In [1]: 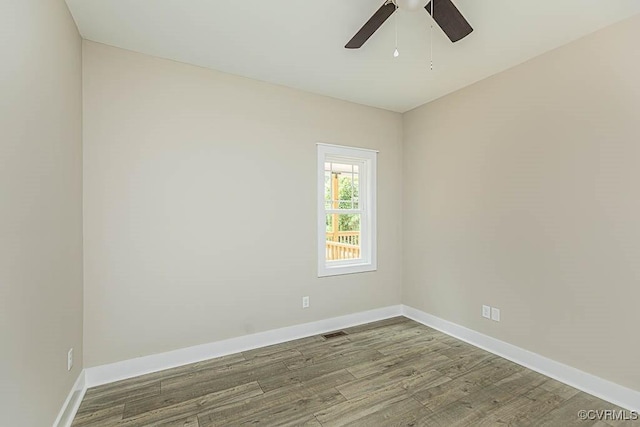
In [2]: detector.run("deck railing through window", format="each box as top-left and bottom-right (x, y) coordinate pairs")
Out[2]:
(326, 231), (360, 260)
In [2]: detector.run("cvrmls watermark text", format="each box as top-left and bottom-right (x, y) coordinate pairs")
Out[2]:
(578, 409), (638, 421)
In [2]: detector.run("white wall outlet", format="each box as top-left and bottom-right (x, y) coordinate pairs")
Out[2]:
(482, 305), (491, 319)
(302, 296), (310, 308)
(491, 307), (501, 322)
(67, 348), (73, 371)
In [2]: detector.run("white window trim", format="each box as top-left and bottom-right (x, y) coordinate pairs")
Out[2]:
(317, 143), (377, 278)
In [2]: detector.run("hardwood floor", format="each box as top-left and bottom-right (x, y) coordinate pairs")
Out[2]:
(72, 317), (638, 426)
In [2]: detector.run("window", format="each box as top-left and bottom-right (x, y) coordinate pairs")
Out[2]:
(317, 143), (377, 277)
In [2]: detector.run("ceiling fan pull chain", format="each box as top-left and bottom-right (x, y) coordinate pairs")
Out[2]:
(394, 1), (400, 57)
(430, 0), (434, 70)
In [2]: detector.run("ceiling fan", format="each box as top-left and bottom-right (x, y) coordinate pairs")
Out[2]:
(345, 0), (473, 49)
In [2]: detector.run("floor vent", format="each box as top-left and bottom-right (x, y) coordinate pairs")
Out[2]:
(321, 331), (348, 339)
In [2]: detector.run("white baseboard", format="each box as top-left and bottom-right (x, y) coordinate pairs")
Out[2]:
(81, 303), (639, 414)
(53, 370), (87, 427)
(84, 305), (403, 388)
(402, 304), (640, 413)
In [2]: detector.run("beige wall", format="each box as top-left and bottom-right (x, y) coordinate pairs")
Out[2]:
(82, 41), (403, 367)
(0, 0), (83, 425)
(0, 1), (636, 421)
(403, 14), (640, 391)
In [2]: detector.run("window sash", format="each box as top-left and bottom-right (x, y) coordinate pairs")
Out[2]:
(325, 158), (364, 214)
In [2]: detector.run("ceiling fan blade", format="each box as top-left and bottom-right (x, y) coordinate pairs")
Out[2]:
(425, 0), (473, 43)
(345, 1), (396, 49)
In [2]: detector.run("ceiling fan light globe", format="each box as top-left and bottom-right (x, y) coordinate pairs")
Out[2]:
(395, 0), (428, 11)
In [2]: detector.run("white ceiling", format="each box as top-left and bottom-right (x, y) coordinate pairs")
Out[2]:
(65, 0), (640, 112)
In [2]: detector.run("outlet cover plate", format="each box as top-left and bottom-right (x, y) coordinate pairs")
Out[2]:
(482, 305), (491, 319)
(491, 307), (501, 322)
(67, 348), (73, 371)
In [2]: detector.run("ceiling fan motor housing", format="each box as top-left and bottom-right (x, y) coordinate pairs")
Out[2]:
(395, 0), (429, 11)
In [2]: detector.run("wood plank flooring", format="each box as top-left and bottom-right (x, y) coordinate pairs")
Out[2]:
(72, 317), (638, 426)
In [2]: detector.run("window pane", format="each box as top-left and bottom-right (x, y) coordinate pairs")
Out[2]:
(338, 171), (353, 209)
(331, 162), (352, 174)
(325, 214), (361, 261)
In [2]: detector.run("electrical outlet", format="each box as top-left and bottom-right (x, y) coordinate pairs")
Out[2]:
(302, 296), (310, 308)
(491, 307), (501, 322)
(67, 348), (73, 371)
(482, 305), (491, 319)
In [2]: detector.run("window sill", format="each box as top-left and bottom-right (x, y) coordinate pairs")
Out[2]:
(318, 263), (377, 278)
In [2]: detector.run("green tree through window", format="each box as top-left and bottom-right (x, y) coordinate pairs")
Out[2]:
(326, 174), (360, 236)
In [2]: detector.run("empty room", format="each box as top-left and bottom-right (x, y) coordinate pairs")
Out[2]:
(3, 0), (640, 426)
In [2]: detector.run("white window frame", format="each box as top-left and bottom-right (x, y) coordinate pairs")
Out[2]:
(317, 143), (377, 277)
